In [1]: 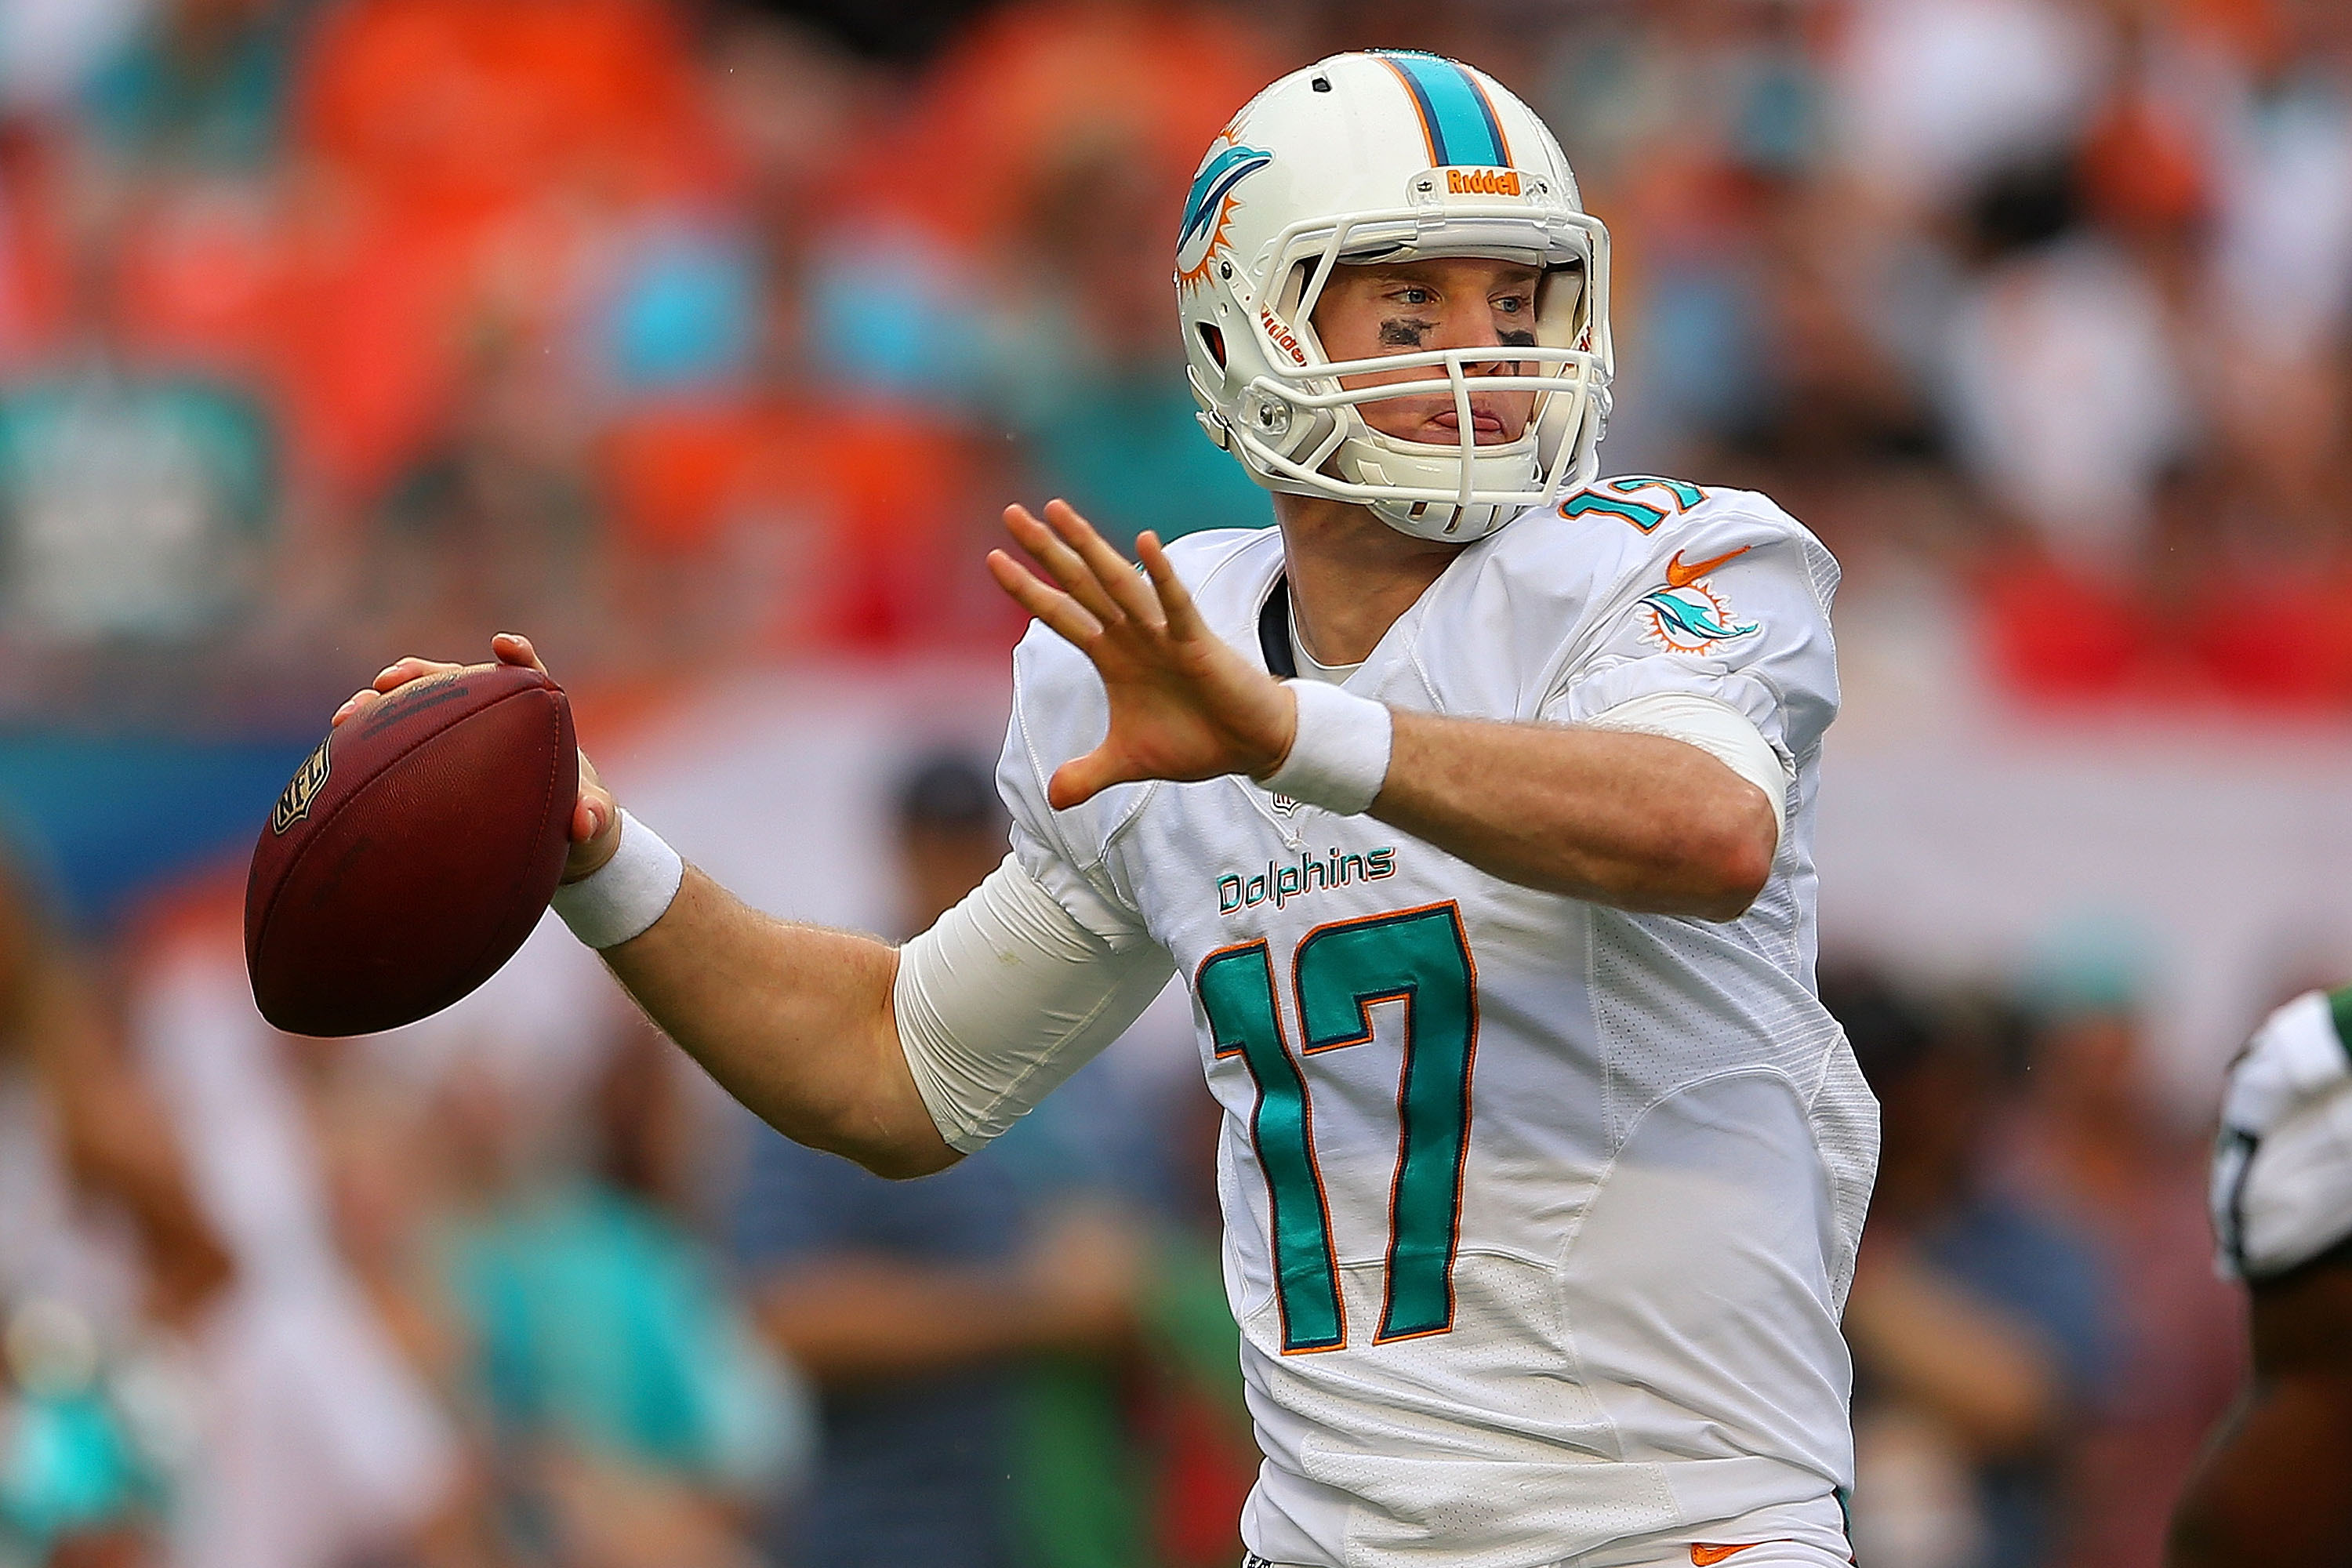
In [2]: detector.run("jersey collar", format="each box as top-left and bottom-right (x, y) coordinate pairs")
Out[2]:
(1258, 575), (1298, 679)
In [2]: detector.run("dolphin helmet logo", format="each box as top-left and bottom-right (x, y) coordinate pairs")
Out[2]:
(1177, 141), (1272, 289)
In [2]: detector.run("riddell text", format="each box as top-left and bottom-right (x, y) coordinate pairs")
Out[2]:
(1260, 308), (1308, 365)
(1446, 168), (1522, 196)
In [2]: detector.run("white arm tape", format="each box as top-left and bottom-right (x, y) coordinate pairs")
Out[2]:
(550, 811), (684, 949)
(895, 854), (1174, 1154)
(1256, 679), (1393, 815)
(1584, 689), (1791, 845)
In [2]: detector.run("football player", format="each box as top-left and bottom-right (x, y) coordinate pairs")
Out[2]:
(343, 53), (1873, 1568)
(2170, 988), (2352, 1566)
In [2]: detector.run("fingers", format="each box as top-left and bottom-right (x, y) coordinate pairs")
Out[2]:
(988, 547), (1105, 647)
(371, 656), (462, 694)
(336, 633), (552, 731)
(490, 632), (550, 675)
(561, 793), (623, 882)
(996, 504), (1214, 679)
(1004, 506), (1127, 630)
(571, 779), (616, 844)
(1047, 749), (1135, 811)
(561, 750), (624, 880)
(1041, 500), (1164, 630)
(371, 630), (546, 695)
(1135, 532), (1207, 641)
(335, 653), (461, 728)
(572, 749), (615, 843)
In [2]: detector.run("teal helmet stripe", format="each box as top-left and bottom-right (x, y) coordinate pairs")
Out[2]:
(1374, 51), (1510, 168)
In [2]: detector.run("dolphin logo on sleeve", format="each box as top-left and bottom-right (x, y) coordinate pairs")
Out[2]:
(1639, 547), (1761, 653)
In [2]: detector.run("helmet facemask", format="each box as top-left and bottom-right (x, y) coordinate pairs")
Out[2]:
(1215, 203), (1613, 542)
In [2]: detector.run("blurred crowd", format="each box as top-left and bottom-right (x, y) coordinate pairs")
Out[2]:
(0, 0), (2342, 1564)
(0, 0), (2339, 725)
(1831, 966), (2245, 1568)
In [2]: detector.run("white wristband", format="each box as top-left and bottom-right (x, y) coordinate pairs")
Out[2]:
(1257, 680), (1393, 815)
(550, 811), (684, 949)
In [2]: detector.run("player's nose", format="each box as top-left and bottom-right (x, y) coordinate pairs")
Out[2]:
(1440, 301), (1506, 351)
(1431, 305), (1523, 373)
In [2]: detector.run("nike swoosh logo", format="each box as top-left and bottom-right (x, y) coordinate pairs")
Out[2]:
(1664, 546), (1751, 590)
(1690, 1545), (1762, 1567)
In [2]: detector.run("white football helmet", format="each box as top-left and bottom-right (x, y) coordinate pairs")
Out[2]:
(1178, 51), (1613, 542)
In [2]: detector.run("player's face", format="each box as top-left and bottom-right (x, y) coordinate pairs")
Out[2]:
(1309, 257), (1541, 447)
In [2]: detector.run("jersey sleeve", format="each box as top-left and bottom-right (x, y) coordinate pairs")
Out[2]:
(996, 620), (1159, 948)
(1541, 501), (1842, 772)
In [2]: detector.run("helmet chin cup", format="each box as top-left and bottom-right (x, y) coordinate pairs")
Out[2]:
(1341, 413), (1547, 542)
(1372, 495), (1512, 539)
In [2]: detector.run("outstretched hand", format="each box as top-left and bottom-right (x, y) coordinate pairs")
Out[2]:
(328, 632), (622, 883)
(988, 501), (1297, 810)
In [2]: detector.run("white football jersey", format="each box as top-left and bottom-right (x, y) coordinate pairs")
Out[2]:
(2212, 987), (2352, 1281)
(996, 478), (1876, 1568)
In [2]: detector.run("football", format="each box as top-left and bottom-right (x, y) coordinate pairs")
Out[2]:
(245, 662), (578, 1036)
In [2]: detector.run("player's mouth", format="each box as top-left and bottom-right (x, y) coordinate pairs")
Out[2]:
(1426, 404), (1519, 445)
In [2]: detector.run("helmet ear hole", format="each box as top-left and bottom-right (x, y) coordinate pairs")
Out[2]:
(1196, 322), (1228, 371)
